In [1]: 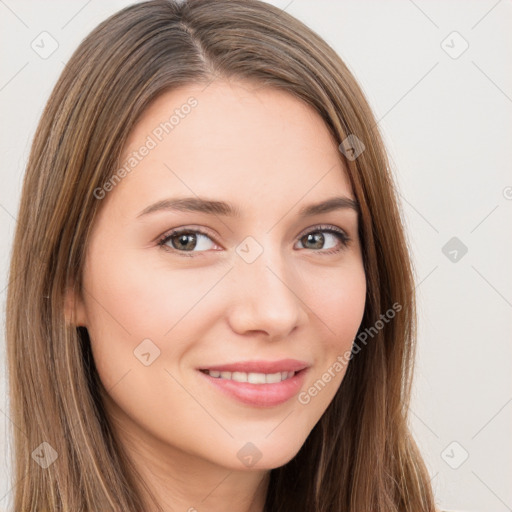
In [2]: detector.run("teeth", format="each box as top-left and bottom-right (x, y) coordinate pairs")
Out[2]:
(265, 372), (282, 384)
(232, 371), (247, 382)
(204, 370), (296, 383)
(248, 372), (266, 384)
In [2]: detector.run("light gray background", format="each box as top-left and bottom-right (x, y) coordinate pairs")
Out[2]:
(1, 1), (511, 511)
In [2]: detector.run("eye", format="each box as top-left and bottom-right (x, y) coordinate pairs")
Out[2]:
(157, 228), (218, 257)
(295, 225), (350, 255)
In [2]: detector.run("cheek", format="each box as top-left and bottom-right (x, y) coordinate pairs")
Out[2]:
(308, 259), (366, 347)
(83, 247), (220, 338)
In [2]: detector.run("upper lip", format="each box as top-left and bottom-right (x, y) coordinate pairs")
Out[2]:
(198, 359), (310, 374)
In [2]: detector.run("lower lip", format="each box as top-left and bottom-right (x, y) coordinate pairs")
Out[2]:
(198, 369), (308, 407)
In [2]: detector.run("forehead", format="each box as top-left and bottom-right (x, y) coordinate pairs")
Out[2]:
(110, 79), (353, 215)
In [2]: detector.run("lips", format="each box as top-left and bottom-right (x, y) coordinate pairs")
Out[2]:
(197, 359), (311, 407)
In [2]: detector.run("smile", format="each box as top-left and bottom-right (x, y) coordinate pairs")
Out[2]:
(197, 360), (310, 407)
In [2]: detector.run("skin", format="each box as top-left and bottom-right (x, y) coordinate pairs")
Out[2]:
(68, 79), (367, 512)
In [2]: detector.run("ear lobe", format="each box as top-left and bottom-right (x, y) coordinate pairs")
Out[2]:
(64, 284), (88, 327)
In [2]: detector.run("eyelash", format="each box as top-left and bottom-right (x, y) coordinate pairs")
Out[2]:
(156, 224), (351, 258)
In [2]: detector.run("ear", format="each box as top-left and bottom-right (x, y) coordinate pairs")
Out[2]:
(64, 283), (88, 327)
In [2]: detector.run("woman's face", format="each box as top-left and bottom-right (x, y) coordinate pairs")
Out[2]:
(72, 80), (366, 471)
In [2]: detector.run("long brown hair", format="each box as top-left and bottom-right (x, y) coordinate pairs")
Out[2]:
(5, 0), (436, 510)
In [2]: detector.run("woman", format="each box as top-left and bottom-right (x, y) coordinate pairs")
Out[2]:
(5, 0), (438, 510)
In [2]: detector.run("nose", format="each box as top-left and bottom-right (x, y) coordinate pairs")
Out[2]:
(225, 244), (309, 339)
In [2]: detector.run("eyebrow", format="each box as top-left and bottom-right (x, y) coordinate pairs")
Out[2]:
(136, 195), (359, 218)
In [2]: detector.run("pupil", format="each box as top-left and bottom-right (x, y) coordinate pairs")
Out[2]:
(306, 232), (324, 249)
(175, 233), (196, 250)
